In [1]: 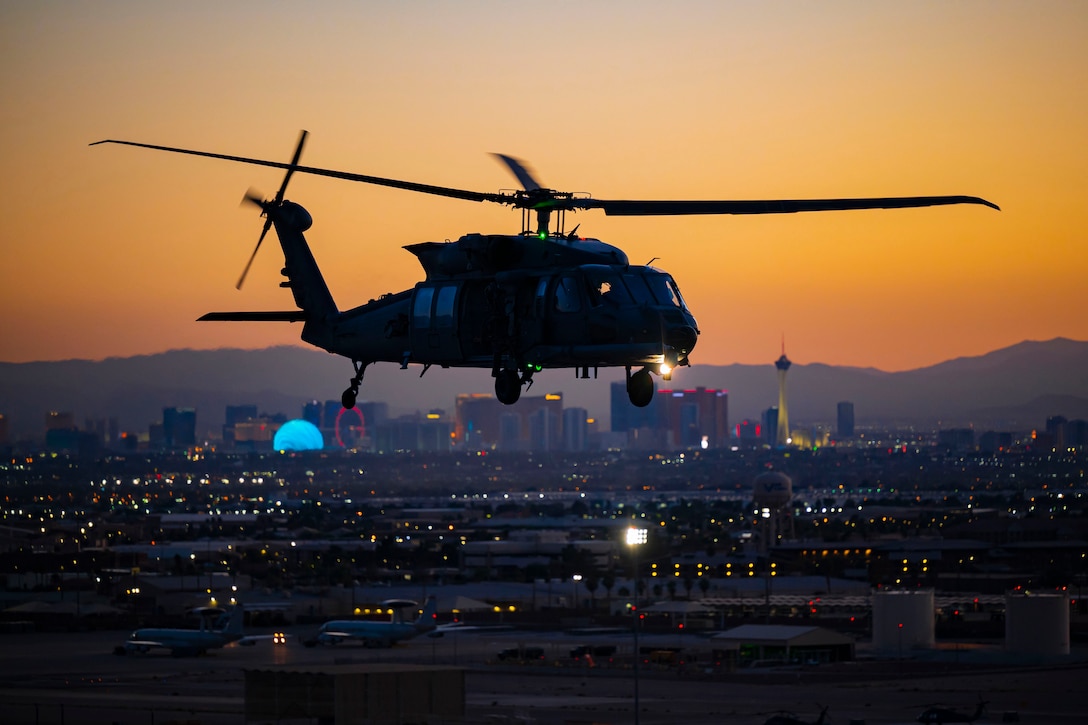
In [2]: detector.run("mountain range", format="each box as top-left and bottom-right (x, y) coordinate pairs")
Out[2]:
(1, 338), (1086, 440)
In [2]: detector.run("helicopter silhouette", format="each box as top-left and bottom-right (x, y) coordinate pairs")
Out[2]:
(916, 698), (988, 725)
(764, 704), (830, 725)
(92, 131), (998, 409)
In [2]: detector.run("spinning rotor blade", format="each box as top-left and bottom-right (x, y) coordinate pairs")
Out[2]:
(91, 137), (508, 205)
(275, 130), (308, 203)
(236, 131), (307, 290)
(580, 196), (1001, 215)
(236, 226), (268, 290)
(92, 134), (999, 221)
(492, 153), (542, 191)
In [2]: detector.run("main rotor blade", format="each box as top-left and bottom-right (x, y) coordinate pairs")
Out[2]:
(492, 153), (542, 191)
(275, 130), (309, 203)
(91, 138), (509, 204)
(582, 196), (1000, 215)
(236, 221), (270, 290)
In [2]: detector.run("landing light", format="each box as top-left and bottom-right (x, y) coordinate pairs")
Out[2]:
(659, 363), (673, 378)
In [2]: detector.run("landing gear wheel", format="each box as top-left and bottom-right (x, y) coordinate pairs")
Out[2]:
(342, 360), (368, 409)
(628, 368), (654, 407)
(495, 369), (522, 405)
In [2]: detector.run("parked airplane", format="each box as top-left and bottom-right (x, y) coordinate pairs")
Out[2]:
(115, 605), (273, 656)
(307, 596), (438, 648)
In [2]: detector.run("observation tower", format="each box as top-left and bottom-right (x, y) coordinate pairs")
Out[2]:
(774, 338), (791, 446)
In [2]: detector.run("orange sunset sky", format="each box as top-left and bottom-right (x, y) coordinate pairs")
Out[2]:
(2, 1), (1085, 371)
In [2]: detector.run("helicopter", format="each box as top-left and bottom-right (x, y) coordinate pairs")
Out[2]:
(763, 705), (830, 725)
(916, 698), (988, 725)
(92, 131), (998, 409)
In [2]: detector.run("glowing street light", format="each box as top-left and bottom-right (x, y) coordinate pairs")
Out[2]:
(626, 526), (647, 725)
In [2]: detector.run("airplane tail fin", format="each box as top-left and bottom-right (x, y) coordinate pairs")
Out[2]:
(217, 604), (245, 636)
(415, 596), (438, 632)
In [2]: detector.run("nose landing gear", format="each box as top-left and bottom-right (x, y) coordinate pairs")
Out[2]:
(494, 368), (522, 405)
(342, 360), (369, 409)
(626, 366), (655, 407)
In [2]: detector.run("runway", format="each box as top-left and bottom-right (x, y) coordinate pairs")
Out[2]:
(1, 626), (1086, 724)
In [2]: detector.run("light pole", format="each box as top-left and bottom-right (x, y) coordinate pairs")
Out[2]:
(626, 526), (647, 725)
(571, 573), (582, 609)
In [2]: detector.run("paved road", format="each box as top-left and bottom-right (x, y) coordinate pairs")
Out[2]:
(2, 626), (1086, 724)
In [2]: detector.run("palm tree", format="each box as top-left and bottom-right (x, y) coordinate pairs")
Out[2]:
(584, 576), (600, 610)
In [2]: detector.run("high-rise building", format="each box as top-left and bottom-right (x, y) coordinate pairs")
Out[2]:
(837, 401), (855, 438)
(774, 342), (792, 446)
(529, 407), (560, 451)
(162, 407), (196, 449)
(562, 407), (589, 451)
(735, 419), (761, 444)
(610, 381), (660, 433)
(357, 401), (388, 430)
(225, 405), (258, 427)
(1046, 415), (1068, 449)
(762, 407), (779, 446)
(499, 412), (522, 450)
(373, 412), (451, 452)
(455, 393), (504, 449)
(302, 400), (322, 428)
(224, 404), (258, 445)
(1068, 419), (1088, 448)
(657, 387), (729, 448)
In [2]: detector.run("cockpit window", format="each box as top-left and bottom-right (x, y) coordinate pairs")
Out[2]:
(623, 274), (656, 305)
(647, 272), (687, 309)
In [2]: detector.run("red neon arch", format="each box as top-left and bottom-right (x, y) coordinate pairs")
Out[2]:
(334, 406), (366, 448)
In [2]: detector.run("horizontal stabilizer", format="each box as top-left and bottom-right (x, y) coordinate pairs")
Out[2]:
(198, 311), (306, 322)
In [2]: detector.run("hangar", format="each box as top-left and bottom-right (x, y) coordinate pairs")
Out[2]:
(711, 624), (855, 666)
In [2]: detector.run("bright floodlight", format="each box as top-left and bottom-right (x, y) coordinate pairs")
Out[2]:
(626, 527), (648, 546)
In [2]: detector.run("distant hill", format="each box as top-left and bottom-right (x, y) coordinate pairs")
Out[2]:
(1, 338), (1086, 440)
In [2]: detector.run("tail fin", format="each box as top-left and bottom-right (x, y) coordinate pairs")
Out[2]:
(198, 200), (338, 341)
(217, 604), (245, 636)
(269, 202), (338, 318)
(415, 596), (438, 631)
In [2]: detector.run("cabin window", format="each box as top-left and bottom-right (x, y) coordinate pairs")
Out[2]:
(554, 276), (581, 312)
(412, 286), (434, 328)
(434, 285), (457, 329)
(586, 271), (632, 306)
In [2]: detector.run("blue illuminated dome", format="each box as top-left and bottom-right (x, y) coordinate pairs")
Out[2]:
(273, 419), (324, 451)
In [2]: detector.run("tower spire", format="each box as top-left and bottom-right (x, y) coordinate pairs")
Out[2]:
(775, 336), (792, 447)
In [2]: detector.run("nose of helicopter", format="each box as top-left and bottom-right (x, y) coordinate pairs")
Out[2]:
(656, 308), (698, 354)
(667, 324), (699, 354)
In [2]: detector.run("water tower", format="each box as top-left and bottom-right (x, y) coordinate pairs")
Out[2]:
(752, 471), (793, 552)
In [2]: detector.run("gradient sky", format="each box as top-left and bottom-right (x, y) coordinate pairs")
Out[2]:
(2, 1), (1085, 371)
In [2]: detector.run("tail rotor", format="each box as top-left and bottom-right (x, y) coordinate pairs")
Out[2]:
(236, 130), (309, 289)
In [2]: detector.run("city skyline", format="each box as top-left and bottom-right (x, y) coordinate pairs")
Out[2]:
(4, 337), (1087, 447)
(3, 3), (1087, 371)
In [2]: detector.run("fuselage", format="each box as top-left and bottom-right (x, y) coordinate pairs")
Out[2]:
(127, 627), (240, 652)
(302, 231), (700, 371)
